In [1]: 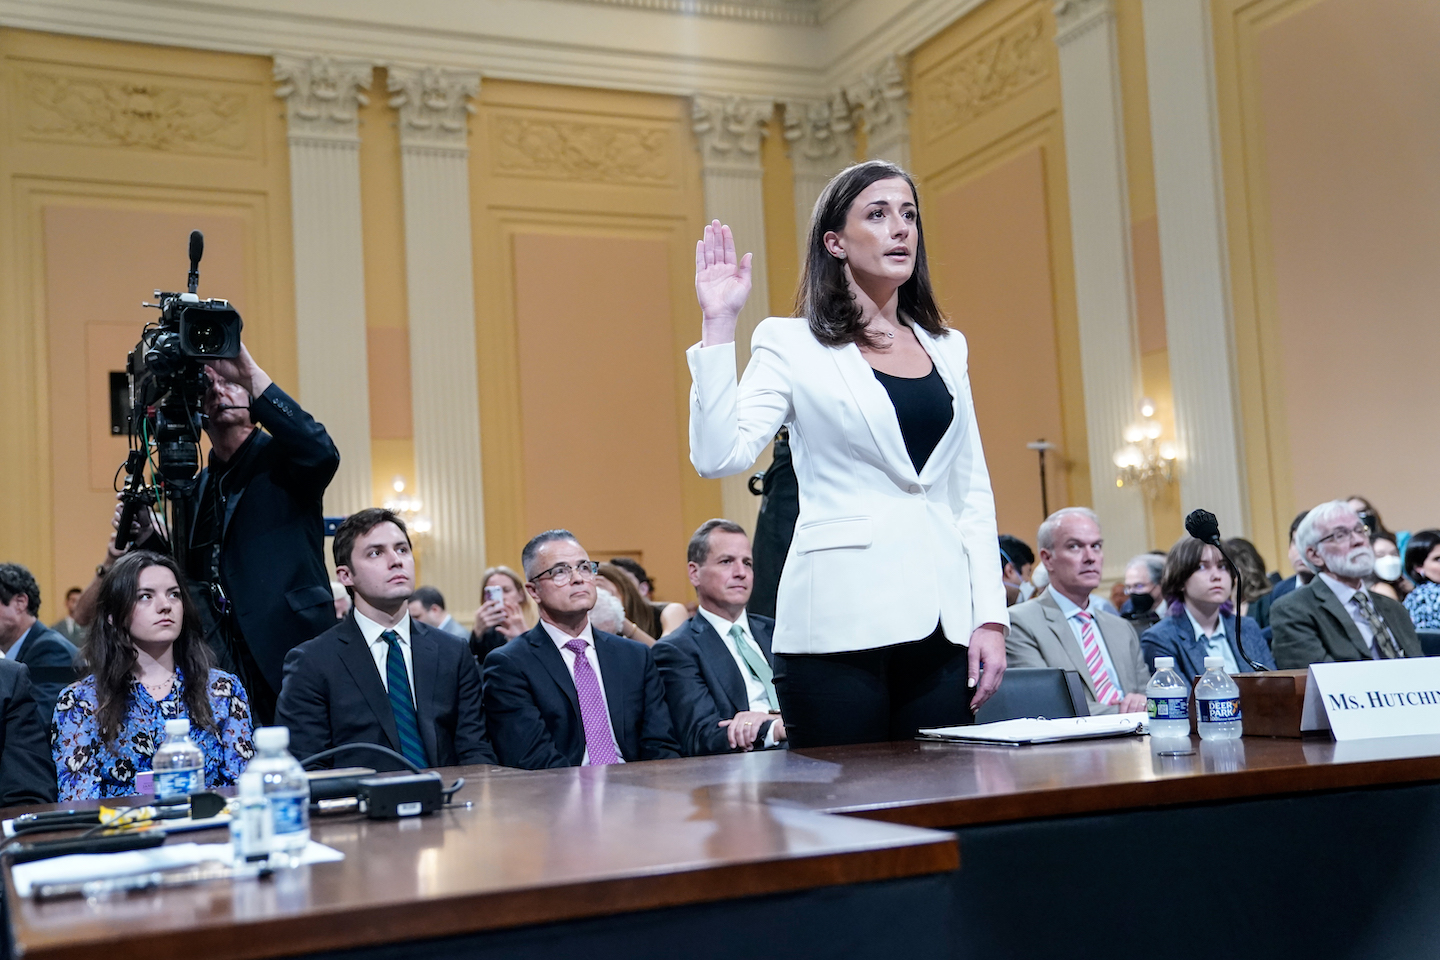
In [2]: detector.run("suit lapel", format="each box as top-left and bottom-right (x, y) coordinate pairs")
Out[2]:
(912, 327), (967, 487)
(1040, 594), (1095, 697)
(336, 617), (402, 751)
(829, 341), (919, 483)
(527, 629), (581, 718)
(692, 617), (748, 715)
(1313, 579), (1373, 660)
(409, 625), (440, 766)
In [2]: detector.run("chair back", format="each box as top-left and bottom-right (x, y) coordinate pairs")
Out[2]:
(975, 667), (1091, 723)
(1417, 630), (1440, 658)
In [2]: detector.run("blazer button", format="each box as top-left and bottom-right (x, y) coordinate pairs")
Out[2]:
(908, 484), (922, 494)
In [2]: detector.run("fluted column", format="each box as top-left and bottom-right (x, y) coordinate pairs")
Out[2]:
(1142, 0), (1248, 536)
(1052, 0), (1147, 576)
(848, 56), (910, 170)
(691, 94), (774, 531)
(782, 94), (856, 263)
(273, 55), (374, 519)
(389, 65), (486, 615)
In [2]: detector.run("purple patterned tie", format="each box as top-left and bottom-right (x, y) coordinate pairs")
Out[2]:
(564, 638), (620, 765)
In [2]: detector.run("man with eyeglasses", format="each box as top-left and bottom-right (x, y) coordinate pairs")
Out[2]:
(481, 529), (679, 769)
(1271, 500), (1421, 668)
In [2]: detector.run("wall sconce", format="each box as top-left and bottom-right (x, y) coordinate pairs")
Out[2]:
(384, 476), (433, 536)
(1113, 399), (1176, 498)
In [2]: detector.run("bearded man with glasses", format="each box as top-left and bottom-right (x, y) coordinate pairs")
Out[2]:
(481, 529), (679, 769)
(1271, 501), (1422, 668)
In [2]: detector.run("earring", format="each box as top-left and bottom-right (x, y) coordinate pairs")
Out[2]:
(835, 251), (846, 260)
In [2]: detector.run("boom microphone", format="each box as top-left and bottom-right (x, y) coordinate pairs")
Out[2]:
(1184, 509), (1221, 546)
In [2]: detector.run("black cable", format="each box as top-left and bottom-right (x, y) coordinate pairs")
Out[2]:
(300, 743), (467, 806)
(1211, 539), (1268, 673)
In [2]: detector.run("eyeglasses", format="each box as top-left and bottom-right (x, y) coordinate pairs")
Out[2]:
(1315, 523), (1369, 548)
(532, 561), (599, 586)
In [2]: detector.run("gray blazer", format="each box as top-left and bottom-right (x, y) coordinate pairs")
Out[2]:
(1270, 576), (1421, 668)
(1006, 591), (1151, 715)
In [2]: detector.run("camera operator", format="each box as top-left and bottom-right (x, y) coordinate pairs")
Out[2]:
(113, 343), (340, 724)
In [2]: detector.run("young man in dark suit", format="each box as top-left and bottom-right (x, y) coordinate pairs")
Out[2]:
(0, 564), (78, 724)
(654, 520), (784, 756)
(276, 509), (495, 770)
(482, 530), (679, 769)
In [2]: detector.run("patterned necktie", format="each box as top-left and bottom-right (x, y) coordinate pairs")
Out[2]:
(730, 623), (775, 709)
(1075, 611), (1122, 705)
(381, 630), (428, 768)
(1353, 592), (1403, 659)
(564, 638), (620, 765)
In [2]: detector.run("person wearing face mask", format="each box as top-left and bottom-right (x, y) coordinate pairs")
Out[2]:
(688, 160), (1009, 748)
(51, 551), (255, 801)
(1139, 536), (1275, 677)
(1120, 554), (1165, 629)
(1271, 501), (1422, 668)
(999, 535), (1036, 607)
(1368, 533), (1409, 602)
(1401, 530), (1440, 630)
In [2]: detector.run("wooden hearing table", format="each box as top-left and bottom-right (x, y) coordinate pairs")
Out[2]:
(9, 732), (1440, 960)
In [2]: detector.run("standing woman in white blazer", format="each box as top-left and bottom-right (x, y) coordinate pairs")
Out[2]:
(689, 160), (1009, 748)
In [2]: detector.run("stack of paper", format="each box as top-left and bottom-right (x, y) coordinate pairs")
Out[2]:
(919, 713), (1148, 746)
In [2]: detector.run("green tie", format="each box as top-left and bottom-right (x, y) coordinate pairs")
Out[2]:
(730, 623), (775, 709)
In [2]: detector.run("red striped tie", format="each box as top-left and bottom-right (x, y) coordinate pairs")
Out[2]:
(1076, 611), (1122, 705)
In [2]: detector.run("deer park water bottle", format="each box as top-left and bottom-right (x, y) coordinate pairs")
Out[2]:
(153, 718), (204, 800)
(1196, 656), (1243, 740)
(1146, 656), (1191, 740)
(247, 726), (310, 865)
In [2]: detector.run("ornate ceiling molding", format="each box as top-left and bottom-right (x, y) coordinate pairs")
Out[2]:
(553, 0), (819, 27)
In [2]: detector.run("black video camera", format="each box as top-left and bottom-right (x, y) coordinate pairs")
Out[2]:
(114, 230), (243, 566)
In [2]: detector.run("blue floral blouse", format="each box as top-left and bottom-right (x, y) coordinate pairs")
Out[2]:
(1404, 581), (1440, 631)
(51, 668), (256, 801)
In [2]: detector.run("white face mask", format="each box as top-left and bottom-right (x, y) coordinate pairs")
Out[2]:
(1017, 580), (1036, 602)
(1373, 554), (1402, 582)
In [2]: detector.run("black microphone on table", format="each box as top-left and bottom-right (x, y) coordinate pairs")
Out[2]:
(1184, 508), (1268, 673)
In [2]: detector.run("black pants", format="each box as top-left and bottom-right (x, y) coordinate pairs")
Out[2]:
(774, 626), (975, 749)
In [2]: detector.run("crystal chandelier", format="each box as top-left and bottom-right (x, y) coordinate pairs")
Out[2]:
(1112, 399), (1176, 499)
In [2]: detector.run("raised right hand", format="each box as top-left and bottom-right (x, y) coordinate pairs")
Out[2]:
(474, 600), (507, 632)
(695, 220), (752, 344)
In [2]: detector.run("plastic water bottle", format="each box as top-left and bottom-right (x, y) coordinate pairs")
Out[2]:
(1196, 656), (1243, 740)
(1146, 656), (1191, 740)
(153, 718), (204, 800)
(247, 726), (310, 865)
(229, 770), (274, 866)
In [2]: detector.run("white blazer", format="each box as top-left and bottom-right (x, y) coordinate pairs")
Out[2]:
(688, 315), (1009, 656)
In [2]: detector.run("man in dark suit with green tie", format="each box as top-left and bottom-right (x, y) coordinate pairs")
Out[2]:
(276, 509), (495, 770)
(1272, 501), (1421, 668)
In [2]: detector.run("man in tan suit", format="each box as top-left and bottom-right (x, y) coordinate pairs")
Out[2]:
(1007, 508), (1150, 716)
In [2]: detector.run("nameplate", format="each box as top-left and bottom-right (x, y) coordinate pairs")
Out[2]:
(1301, 659), (1440, 740)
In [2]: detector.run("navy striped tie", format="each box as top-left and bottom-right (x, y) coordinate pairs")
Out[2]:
(381, 630), (428, 768)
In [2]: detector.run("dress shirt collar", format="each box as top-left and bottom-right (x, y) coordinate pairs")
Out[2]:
(354, 608), (411, 646)
(1319, 572), (1366, 609)
(541, 616), (595, 652)
(1184, 607), (1226, 642)
(1051, 588), (1091, 621)
(696, 604), (751, 642)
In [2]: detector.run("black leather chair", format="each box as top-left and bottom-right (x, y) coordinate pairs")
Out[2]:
(974, 667), (1091, 723)
(1418, 630), (1440, 658)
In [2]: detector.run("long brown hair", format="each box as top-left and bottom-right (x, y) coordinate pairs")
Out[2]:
(83, 551), (217, 743)
(795, 160), (948, 348)
(597, 563), (659, 637)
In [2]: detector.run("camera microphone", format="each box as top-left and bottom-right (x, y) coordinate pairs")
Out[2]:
(187, 230), (204, 294)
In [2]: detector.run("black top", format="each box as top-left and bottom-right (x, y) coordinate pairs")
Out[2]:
(873, 365), (954, 473)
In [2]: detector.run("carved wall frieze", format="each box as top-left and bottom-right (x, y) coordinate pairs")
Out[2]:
(273, 55), (373, 143)
(845, 55), (908, 151)
(781, 93), (855, 176)
(388, 66), (481, 150)
(918, 13), (1047, 137)
(1053, 0), (1114, 46)
(691, 94), (773, 172)
(22, 71), (248, 153)
(492, 115), (673, 184)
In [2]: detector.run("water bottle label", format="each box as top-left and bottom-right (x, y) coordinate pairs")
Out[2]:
(1147, 696), (1189, 721)
(272, 795), (308, 836)
(1198, 697), (1242, 723)
(154, 768), (201, 799)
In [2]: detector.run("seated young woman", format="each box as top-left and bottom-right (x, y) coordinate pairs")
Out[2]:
(52, 551), (255, 801)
